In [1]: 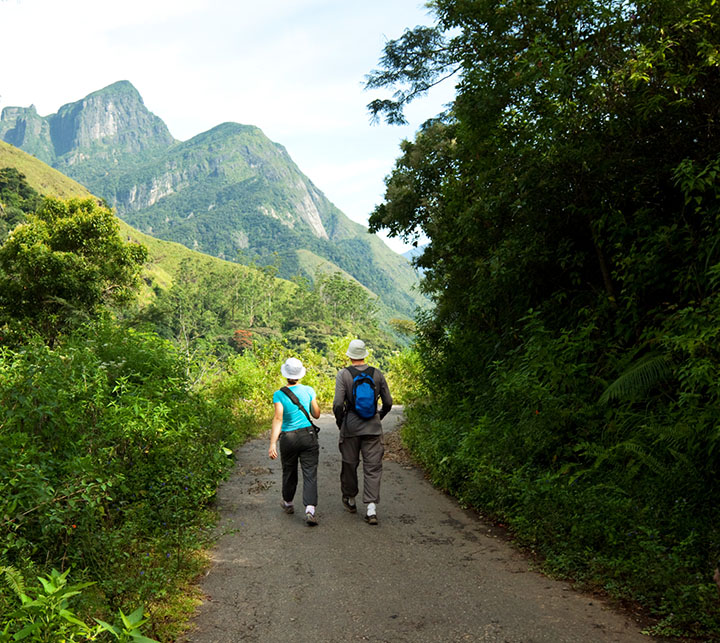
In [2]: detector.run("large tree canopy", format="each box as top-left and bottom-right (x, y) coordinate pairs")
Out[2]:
(369, 0), (720, 337)
(0, 197), (147, 340)
(367, 0), (720, 634)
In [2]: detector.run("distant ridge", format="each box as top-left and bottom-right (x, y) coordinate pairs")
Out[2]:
(0, 139), (268, 303)
(0, 82), (423, 317)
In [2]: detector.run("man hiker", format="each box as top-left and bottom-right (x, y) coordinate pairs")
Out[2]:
(333, 338), (392, 525)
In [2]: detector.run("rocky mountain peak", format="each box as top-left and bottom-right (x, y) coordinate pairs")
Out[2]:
(88, 80), (142, 99)
(0, 81), (175, 169)
(0, 81), (423, 315)
(0, 105), (54, 164)
(50, 80), (175, 158)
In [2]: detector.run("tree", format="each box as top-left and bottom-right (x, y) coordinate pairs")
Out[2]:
(366, 1), (720, 633)
(368, 0), (720, 348)
(0, 197), (147, 341)
(316, 272), (379, 326)
(0, 167), (42, 243)
(389, 317), (416, 338)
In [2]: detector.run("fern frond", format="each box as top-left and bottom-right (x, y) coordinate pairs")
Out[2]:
(0, 565), (26, 599)
(613, 439), (667, 477)
(600, 354), (674, 404)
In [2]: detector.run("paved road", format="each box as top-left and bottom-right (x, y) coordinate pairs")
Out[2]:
(182, 408), (655, 642)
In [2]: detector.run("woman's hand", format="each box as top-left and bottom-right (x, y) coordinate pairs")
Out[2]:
(269, 402), (283, 460)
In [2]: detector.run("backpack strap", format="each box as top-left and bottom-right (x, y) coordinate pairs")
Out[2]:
(347, 365), (375, 380)
(280, 386), (320, 433)
(346, 366), (359, 405)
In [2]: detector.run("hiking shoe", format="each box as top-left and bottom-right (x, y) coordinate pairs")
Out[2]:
(342, 496), (357, 513)
(281, 502), (294, 514)
(306, 512), (318, 526)
(364, 513), (378, 525)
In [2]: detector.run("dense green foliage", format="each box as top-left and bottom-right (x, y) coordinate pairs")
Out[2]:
(368, 0), (720, 636)
(0, 167), (404, 638)
(0, 168), (40, 242)
(0, 197), (147, 343)
(137, 256), (390, 356)
(0, 323), (240, 640)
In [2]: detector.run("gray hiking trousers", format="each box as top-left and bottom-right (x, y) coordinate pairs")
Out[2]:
(339, 434), (384, 504)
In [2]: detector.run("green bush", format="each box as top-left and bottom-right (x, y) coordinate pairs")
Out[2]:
(0, 320), (241, 632)
(210, 339), (337, 427)
(385, 347), (424, 405)
(0, 566), (158, 642)
(400, 309), (720, 637)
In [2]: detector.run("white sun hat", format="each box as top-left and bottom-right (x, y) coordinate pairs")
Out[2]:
(346, 339), (368, 360)
(281, 357), (306, 380)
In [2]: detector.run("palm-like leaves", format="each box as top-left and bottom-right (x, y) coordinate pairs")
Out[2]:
(600, 354), (675, 404)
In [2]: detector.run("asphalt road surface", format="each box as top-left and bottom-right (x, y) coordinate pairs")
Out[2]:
(181, 408), (657, 643)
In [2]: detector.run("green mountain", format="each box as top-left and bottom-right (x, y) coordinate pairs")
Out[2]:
(0, 140), (92, 200)
(0, 139), (283, 306)
(0, 81), (422, 317)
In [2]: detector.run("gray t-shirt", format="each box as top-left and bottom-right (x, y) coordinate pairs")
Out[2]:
(332, 364), (393, 437)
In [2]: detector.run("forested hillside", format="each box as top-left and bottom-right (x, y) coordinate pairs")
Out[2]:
(0, 141), (408, 348)
(0, 149), (411, 640)
(368, 0), (720, 637)
(0, 82), (424, 318)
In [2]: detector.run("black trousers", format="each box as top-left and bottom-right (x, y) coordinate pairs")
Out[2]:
(279, 428), (319, 507)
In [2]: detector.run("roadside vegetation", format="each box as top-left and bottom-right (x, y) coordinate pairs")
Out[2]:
(367, 0), (720, 638)
(5, 0), (719, 638)
(0, 178), (409, 640)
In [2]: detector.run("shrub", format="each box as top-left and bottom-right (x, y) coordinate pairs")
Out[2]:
(0, 319), (240, 630)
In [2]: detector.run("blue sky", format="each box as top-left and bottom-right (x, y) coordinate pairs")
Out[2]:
(0, 0), (454, 253)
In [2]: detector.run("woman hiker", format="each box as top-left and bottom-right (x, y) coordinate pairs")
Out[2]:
(268, 357), (321, 526)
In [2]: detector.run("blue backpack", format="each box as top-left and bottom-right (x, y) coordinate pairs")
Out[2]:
(348, 366), (377, 419)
